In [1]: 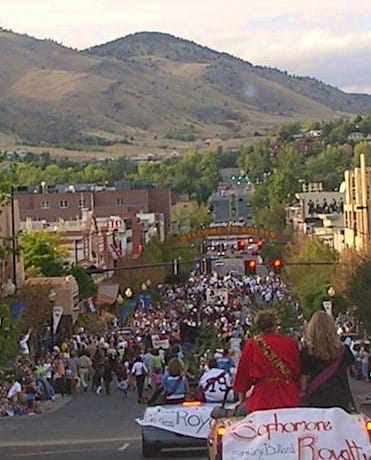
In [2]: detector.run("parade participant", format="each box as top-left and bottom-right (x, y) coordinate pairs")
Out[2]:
(234, 308), (301, 412)
(198, 358), (233, 403)
(163, 358), (188, 404)
(300, 311), (356, 412)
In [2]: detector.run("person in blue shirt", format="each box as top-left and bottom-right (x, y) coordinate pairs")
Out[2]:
(163, 358), (188, 404)
(217, 349), (235, 374)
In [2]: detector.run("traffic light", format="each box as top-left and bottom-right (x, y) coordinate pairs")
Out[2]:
(272, 258), (283, 273)
(245, 259), (257, 275)
(256, 239), (264, 249)
(237, 240), (245, 251)
(201, 258), (212, 274)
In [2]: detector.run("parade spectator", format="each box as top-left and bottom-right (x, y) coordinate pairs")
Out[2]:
(360, 345), (370, 381)
(78, 351), (92, 392)
(115, 361), (129, 398)
(131, 356), (148, 403)
(7, 377), (23, 402)
(19, 329), (32, 356)
(102, 356), (115, 396)
(52, 353), (66, 396)
(66, 351), (80, 394)
(300, 311), (356, 412)
(142, 347), (155, 390)
(92, 347), (105, 394)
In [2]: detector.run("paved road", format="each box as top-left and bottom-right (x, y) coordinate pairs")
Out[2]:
(0, 380), (369, 460)
(0, 385), (207, 460)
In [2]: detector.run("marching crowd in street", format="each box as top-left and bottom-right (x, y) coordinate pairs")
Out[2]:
(0, 271), (370, 417)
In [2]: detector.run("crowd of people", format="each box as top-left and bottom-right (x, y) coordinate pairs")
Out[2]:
(0, 270), (369, 418)
(307, 197), (344, 215)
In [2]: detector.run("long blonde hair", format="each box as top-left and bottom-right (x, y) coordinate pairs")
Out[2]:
(305, 311), (340, 361)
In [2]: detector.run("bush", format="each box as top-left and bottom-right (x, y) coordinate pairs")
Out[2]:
(0, 303), (20, 367)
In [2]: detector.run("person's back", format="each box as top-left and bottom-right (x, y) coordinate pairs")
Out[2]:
(234, 309), (300, 412)
(300, 311), (356, 412)
(163, 358), (187, 403)
(143, 350), (154, 370)
(199, 359), (233, 403)
(164, 374), (186, 402)
(152, 353), (163, 370)
(217, 350), (235, 373)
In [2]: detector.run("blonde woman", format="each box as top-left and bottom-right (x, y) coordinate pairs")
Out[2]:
(300, 311), (355, 412)
(163, 358), (188, 404)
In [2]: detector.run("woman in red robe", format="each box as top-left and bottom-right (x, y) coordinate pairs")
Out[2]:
(234, 308), (301, 412)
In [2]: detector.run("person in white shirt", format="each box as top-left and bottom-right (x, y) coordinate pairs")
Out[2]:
(131, 356), (148, 403)
(7, 380), (22, 400)
(19, 328), (32, 356)
(198, 358), (233, 403)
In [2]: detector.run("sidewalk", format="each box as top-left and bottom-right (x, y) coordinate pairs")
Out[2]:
(39, 394), (73, 416)
(0, 394), (73, 421)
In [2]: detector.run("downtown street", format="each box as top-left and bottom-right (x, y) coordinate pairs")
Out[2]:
(0, 379), (369, 460)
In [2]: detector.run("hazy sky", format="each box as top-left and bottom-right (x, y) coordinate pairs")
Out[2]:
(2, 0), (371, 93)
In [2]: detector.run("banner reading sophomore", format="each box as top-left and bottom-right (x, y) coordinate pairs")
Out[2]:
(222, 407), (370, 460)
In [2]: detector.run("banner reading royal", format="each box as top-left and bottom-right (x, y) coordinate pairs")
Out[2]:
(137, 404), (215, 439)
(222, 407), (370, 460)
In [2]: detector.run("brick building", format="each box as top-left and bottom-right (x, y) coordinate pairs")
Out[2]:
(15, 185), (173, 235)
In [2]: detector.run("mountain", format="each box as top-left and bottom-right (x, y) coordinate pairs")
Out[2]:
(0, 29), (370, 144)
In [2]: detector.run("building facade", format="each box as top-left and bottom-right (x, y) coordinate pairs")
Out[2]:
(0, 199), (24, 294)
(343, 153), (371, 251)
(16, 185), (173, 235)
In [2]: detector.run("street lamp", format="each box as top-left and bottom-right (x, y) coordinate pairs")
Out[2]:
(124, 288), (133, 299)
(323, 286), (335, 316)
(327, 286), (335, 298)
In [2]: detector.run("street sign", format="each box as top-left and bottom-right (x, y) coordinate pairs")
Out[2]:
(53, 306), (64, 334)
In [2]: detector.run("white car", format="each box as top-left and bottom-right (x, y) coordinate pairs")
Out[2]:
(137, 401), (217, 458)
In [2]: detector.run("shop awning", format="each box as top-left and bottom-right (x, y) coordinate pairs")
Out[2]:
(96, 284), (119, 306)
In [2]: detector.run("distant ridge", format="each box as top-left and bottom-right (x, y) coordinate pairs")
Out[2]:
(0, 29), (369, 143)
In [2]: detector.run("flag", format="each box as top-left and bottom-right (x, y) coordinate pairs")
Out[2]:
(10, 302), (28, 321)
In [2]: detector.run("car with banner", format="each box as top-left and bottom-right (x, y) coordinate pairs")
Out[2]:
(136, 401), (216, 457)
(207, 406), (371, 460)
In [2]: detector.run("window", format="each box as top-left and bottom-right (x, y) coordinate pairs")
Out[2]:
(78, 199), (87, 208)
(116, 197), (124, 206)
(125, 218), (133, 230)
(60, 200), (68, 208)
(41, 201), (50, 209)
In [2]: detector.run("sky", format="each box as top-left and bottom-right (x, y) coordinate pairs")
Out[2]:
(2, 0), (371, 94)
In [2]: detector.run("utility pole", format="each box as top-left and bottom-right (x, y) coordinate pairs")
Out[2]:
(10, 186), (17, 287)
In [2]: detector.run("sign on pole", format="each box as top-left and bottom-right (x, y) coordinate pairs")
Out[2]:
(322, 300), (333, 316)
(53, 306), (64, 334)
